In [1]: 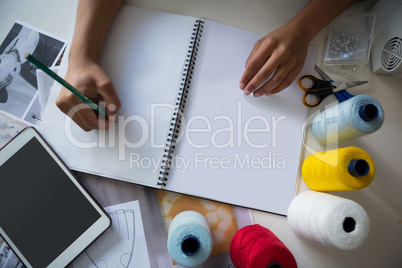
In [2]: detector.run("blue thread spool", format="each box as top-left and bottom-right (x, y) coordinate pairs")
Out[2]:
(312, 95), (384, 145)
(167, 211), (212, 267)
(348, 159), (370, 177)
(359, 104), (379, 121)
(181, 235), (200, 256)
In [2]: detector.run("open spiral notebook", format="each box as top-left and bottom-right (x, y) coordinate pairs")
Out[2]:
(40, 5), (316, 215)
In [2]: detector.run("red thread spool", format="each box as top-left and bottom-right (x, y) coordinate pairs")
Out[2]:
(230, 224), (297, 268)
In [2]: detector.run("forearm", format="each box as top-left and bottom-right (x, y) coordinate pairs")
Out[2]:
(69, 0), (123, 65)
(287, 0), (357, 42)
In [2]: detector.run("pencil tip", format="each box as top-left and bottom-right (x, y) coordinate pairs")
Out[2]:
(24, 53), (30, 59)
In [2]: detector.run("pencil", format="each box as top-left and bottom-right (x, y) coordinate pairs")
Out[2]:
(24, 53), (108, 118)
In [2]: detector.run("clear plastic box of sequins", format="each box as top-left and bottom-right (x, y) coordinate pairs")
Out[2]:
(324, 13), (376, 65)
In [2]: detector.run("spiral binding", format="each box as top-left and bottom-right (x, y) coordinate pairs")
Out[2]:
(157, 19), (205, 186)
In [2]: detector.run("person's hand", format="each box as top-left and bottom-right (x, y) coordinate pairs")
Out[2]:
(239, 24), (310, 97)
(56, 60), (121, 131)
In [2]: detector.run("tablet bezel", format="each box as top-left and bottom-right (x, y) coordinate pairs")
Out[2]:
(0, 127), (111, 268)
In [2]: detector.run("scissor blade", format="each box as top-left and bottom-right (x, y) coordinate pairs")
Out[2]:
(333, 81), (368, 92)
(314, 65), (332, 81)
(344, 81), (368, 89)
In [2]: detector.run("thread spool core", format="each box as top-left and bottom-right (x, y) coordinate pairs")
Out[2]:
(359, 104), (379, 121)
(181, 235), (200, 256)
(343, 217), (356, 233)
(348, 159), (369, 177)
(267, 262), (282, 268)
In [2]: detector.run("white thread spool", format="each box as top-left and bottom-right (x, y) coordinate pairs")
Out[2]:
(287, 191), (370, 250)
(167, 211), (213, 267)
(312, 95), (384, 145)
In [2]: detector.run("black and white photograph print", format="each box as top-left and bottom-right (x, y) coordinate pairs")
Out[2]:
(0, 239), (26, 268)
(0, 21), (66, 124)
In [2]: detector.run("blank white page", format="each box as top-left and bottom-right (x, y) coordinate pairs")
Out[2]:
(40, 6), (196, 187)
(164, 20), (316, 215)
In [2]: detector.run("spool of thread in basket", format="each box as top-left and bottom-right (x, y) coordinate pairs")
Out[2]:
(287, 191), (370, 250)
(312, 95), (384, 145)
(230, 224), (297, 268)
(302, 147), (375, 191)
(167, 211), (213, 267)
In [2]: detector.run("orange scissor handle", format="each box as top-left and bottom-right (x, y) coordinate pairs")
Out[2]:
(302, 92), (322, 108)
(299, 75), (333, 91)
(299, 75), (334, 108)
(298, 75), (317, 92)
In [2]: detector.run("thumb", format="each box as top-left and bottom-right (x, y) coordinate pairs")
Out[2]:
(97, 78), (121, 121)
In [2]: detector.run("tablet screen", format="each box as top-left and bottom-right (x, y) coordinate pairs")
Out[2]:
(0, 137), (101, 267)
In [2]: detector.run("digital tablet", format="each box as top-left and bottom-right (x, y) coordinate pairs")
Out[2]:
(0, 127), (111, 268)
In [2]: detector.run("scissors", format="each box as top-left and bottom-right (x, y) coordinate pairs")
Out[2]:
(298, 65), (368, 108)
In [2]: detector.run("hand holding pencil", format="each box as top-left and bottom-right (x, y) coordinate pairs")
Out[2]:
(56, 59), (121, 131)
(26, 53), (121, 131)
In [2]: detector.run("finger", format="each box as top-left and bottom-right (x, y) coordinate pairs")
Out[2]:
(257, 65), (303, 96)
(96, 79), (121, 118)
(97, 100), (118, 129)
(68, 102), (102, 131)
(244, 42), (261, 68)
(85, 68), (120, 124)
(74, 79), (118, 129)
(57, 103), (92, 132)
(270, 67), (302, 95)
(253, 64), (289, 97)
(240, 44), (271, 91)
(76, 103), (111, 130)
(244, 53), (282, 96)
(69, 106), (95, 132)
(57, 90), (103, 131)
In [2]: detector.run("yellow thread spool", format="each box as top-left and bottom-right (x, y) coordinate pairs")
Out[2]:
(302, 147), (375, 191)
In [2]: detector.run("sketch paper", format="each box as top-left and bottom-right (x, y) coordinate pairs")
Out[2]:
(71, 200), (151, 268)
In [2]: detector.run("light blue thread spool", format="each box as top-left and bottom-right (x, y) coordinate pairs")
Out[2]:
(312, 95), (384, 145)
(181, 235), (200, 256)
(359, 103), (379, 121)
(167, 211), (212, 267)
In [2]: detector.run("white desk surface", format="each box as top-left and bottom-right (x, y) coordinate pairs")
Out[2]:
(1, 0), (401, 267)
